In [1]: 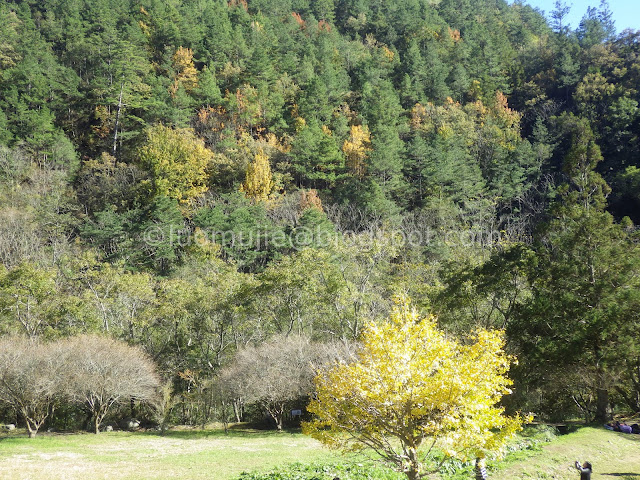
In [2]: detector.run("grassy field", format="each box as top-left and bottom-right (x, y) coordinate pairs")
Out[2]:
(492, 426), (640, 480)
(0, 427), (340, 480)
(1, 425), (640, 480)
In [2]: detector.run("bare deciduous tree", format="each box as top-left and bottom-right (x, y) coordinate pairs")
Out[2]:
(218, 335), (354, 430)
(0, 337), (63, 437)
(60, 335), (160, 434)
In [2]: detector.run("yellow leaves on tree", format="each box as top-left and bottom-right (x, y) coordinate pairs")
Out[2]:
(303, 297), (523, 480)
(382, 45), (395, 62)
(342, 125), (372, 179)
(169, 47), (199, 97)
(411, 93), (522, 150)
(240, 148), (274, 202)
(485, 92), (523, 151)
(138, 125), (212, 204)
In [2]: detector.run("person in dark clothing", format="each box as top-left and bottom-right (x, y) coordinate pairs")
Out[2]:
(474, 457), (487, 480)
(620, 423), (633, 434)
(575, 460), (592, 480)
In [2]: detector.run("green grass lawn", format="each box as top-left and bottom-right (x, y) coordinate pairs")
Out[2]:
(492, 426), (640, 480)
(1, 425), (639, 480)
(0, 427), (339, 480)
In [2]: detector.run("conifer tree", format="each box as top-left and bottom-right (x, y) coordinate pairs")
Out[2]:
(511, 115), (640, 422)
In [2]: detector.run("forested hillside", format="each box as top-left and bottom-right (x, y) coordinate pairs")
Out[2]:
(1, 0), (639, 427)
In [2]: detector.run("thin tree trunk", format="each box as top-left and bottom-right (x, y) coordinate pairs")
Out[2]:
(406, 447), (421, 480)
(233, 399), (242, 423)
(112, 81), (124, 156)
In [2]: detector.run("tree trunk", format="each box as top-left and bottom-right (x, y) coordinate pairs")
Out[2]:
(23, 411), (41, 438)
(405, 466), (420, 480)
(112, 81), (124, 156)
(275, 413), (283, 431)
(596, 388), (610, 422)
(406, 447), (421, 480)
(233, 400), (241, 423)
(94, 405), (108, 434)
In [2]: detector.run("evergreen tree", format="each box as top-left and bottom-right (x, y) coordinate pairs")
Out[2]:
(511, 115), (640, 422)
(360, 80), (407, 208)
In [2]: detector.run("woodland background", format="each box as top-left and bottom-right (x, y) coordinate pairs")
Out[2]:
(1, 0), (639, 428)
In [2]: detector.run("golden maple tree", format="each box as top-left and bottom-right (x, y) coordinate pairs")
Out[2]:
(304, 297), (523, 480)
(169, 46), (199, 97)
(138, 125), (212, 204)
(240, 148), (274, 202)
(342, 124), (372, 179)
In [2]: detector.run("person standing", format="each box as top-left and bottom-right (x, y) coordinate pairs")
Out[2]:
(475, 457), (488, 480)
(575, 460), (592, 480)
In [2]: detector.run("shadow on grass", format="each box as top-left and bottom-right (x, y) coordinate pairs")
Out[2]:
(140, 426), (302, 440)
(601, 474), (640, 478)
(608, 432), (640, 443)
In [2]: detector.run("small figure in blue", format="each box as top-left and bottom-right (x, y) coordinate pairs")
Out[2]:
(575, 460), (592, 480)
(474, 457), (487, 480)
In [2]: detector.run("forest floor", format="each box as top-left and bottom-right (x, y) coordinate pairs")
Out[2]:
(0, 425), (639, 479)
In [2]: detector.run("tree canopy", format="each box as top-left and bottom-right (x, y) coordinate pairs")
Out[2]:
(304, 297), (523, 479)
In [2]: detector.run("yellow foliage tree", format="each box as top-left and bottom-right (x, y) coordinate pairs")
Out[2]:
(138, 125), (212, 204)
(169, 46), (199, 97)
(304, 297), (523, 480)
(342, 124), (372, 179)
(240, 148), (274, 202)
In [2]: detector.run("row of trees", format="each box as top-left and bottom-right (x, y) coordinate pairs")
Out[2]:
(0, 302), (523, 480)
(0, 336), (159, 436)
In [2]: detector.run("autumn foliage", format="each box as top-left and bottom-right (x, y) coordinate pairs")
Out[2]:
(169, 47), (199, 97)
(138, 125), (212, 204)
(240, 148), (274, 202)
(342, 125), (372, 179)
(304, 297), (523, 480)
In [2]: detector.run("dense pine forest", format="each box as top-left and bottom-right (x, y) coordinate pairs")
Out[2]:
(1, 0), (639, 430)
